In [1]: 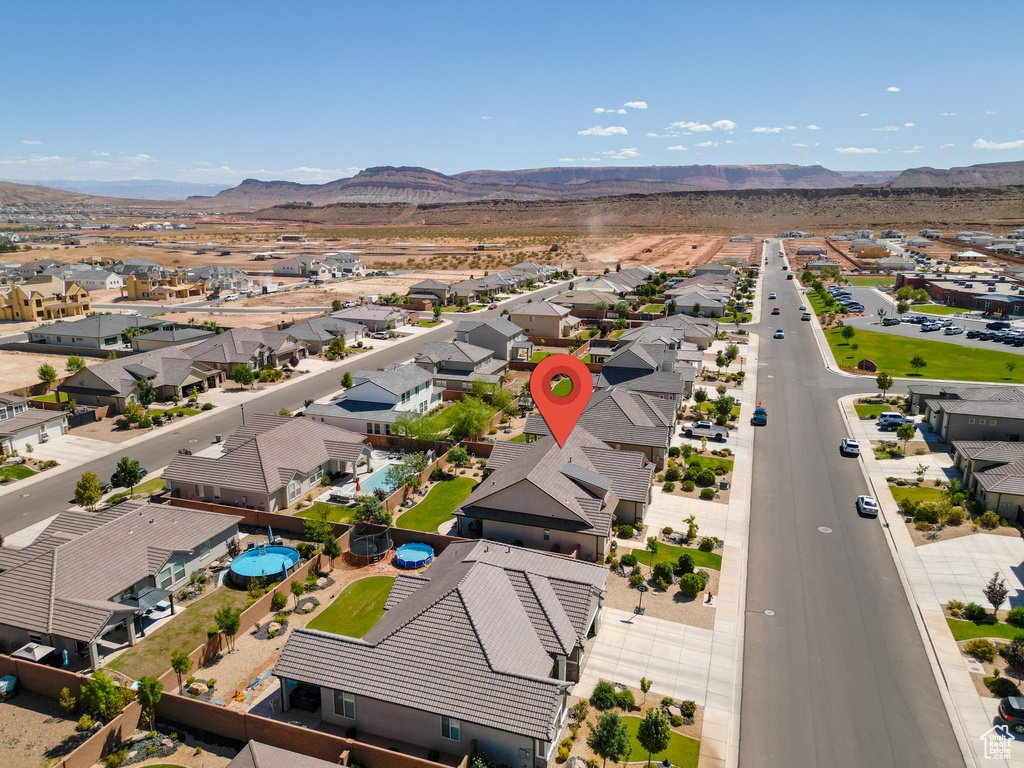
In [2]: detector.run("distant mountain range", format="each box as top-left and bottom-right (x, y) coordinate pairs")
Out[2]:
(1, 160), (1022, 209)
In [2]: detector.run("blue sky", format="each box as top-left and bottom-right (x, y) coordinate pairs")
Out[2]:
(5, 0), (1022, 184)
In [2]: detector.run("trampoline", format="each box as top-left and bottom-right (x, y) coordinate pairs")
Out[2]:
(345, 523), (393, 566)
(229, 545), (299, 587)
(395, 542), (434, 569)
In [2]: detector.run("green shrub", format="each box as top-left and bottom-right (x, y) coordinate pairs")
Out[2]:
(661, 697), (674, 707)
(271, 591), (287, 612)
(653, 577), (670, 592)
(946, 600), (965, 617)
(700, 488), (715, 500)
(75, 714), (94, 732)
(679, 700), (697, 718)
(979, 511), (1001, 529)
(663, 482), (675, 493)
(695, 468), (716, 487)
(915, 521), (931, 532)
(946, 508), (965, 526)
(571, 700), (589, 723)
(963, 602), (988, 622)
(914, 505), (939, 525)
(629, 570), (644, 587)
(102, 749), (127, 768)
(668, 447), (681, 458)
(617, 524), (636, 539)
(677, 553), (695, 575)
(679, 573), (703, 599)
(1008, 608), (1024, 628)
(670, 715), (683, 727)
(201, 402), (214, 411)
(664, 466), (681, 482)
(965, 639), (997, 662)
(987, 676), (1022, 698)
(620, 553), (638, 568)
(662, 527), (673, 536)
(590, 681), (618, 710)
(699, 536), (717, 552)
(652, 562), (674, 584)
(557, 747), (570, 763)
(560, 738), (573, 751)
(681, 480), (695, 492)
(616, 689), (635, 710)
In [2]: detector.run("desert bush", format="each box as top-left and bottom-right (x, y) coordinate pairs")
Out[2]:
(679, 573), (703, 599)
(670, 715), (683, 727)
(616, 689), (635, 710)
(979, 511), (1001, 530)
(679, 700), (697, 718)
(75, 714), (94, 732)
(963, 602), (988, 622)
(946, 508), (965, 526)
(617, 524), (636, 539)
(590, 680), (618, 710)
(664, 466), (681, 482)
(668, 447), (681, 458)
(965, 639), (997, 662)
(663, 482), (675, 493)
(629, 569), (644, 587)
(699, 536), (717, 552)
(677, 553), (695, 575)
(700, 488), (715, 500)
(987, 677), (1021, 698)
(946, 600), (965, 617)
(1008, 608), (1024, 628)
(620, 553), (638, 568)
(681, 480), (695, 492)
(914, 505), (939, 525)
(915, 521), (932, 532)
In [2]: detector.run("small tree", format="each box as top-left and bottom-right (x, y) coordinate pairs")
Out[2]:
(303, 504), (333, 545)
(74, 471), (104, 511)
(231, 365), (255, 389)
(646, 536), (659, 557)
(448, 446), (469, 466)
(840, 325), (856, 344)
(114, 456), (142, 495)
(332, 299), (343, 312)
(877, 307), (886, 322)
(693, 388), (708, 406)
(271, 590), (288, 612)
(65, 355), (86, 375)
(639, 676), (653, 704)
(136, 677), (162, 729)
(896, 300), (910, 316)
(137, 378), (157, 407)
(290, 579), (306, 609)
(171, 649), (192, 693)
(876, 372), (894, 398)
(215, 605), (242, 651)
(323, 535), (341, 567)
(1007, 361), (1018, 379)
(80, 672), (134, 723)
(38, 363), (57, 391)
(587, 711), (631, 768)
(983, 571), (1009, 616)
(341, 371), (354, 388)
(896, 423), (915, 454)
(909, 355), (927, 374)
(636, 709), (671, 768)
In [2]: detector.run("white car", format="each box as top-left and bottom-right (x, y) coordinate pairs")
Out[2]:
(223, 294), (239, 302)
(840, 438), (861, 455)
(370, 331), (390, 340)
(799, 305), (807, 310)
(769, 292), (777, 300)
(857, 495), (880, 516)
(342, 300), (358, 308)
(774, 328), (785, 339)
(944, 326), (964, 335)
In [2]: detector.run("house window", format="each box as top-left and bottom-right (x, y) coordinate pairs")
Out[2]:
(979, 419), (987, 425)
(199, 540), (211, 560)
(287, 479), (302, 502)
(311, 467), (324, 483)
(441, 715), (461, 741)
(366, 422), (374, 434)
(173, 559), (185, 583)
(159, 566), (173, 589)
(991, 420), (997, 425)
(334, 690), (356, 719)
(543, 529), (550, 541)
(969, 418), (976, 424)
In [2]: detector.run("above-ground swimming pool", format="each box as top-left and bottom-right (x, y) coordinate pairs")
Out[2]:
(230, 545), (300, 587)
(394, 542), (434, 569)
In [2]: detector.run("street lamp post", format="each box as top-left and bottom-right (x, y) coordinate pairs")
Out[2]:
(635, 584), (648, 616)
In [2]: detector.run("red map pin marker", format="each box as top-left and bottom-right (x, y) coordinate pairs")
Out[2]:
(530, 354), (593, 447)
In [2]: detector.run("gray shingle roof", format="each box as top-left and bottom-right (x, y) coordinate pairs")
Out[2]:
(594, 368), (690, 397)
(163, 414), (369, 494)
(415, 341), (493, 365)
(352, 364), (433, 396)
(931, 400), (1024, 419)
(30, 314), (164, 339)
(185, 327), (303, 366)
(0, 501), (240, 642)
(508, 300), (572, 318)
(524, 388), (673, 450)
(953, 441), (1024, 463)
(60, 348), (218, 398)
(229, 741), (343, 768)
(138, 328), (215, 344)
(0, 409), (66, 438)
(285, 317), (364, 344)
(975, 458), (1024, 496)
(455, 317), (523, 339)
(274, 540), (606, 741)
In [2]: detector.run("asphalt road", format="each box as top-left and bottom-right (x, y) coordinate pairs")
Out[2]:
(0, 282), (569, 536)
(739, 241), (964, 768)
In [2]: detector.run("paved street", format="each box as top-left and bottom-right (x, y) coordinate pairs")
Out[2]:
(740, 241), (963, 767)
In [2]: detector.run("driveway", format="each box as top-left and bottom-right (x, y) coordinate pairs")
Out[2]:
(912, 534), (1024, 610)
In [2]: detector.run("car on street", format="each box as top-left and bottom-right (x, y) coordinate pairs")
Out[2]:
(342, 300), (357, 308)
(769, 292), (777, 300)
(801, 312), (811, 321)
(771, 307), (780, 315)
(944, 326), (964, 335)
(799, 305), (806, 310)
(987, 321), (1012, 331)
(856, 495), (880, 516)
(998, 697), (1024, 735)
(111, 466), (148, 488)
(223, 294), (239, 301)
(774, 328), (785, 339)
(751, 405), (768, 426)
(488, 303), (498, 310)
(840, 438), (861, 455)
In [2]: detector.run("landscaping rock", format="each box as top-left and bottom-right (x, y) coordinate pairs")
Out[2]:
(187, 682), (208, 696)
(267, 622), (281, 635)
(316, 577), (328, 589)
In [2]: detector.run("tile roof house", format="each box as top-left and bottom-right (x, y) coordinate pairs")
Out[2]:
(907, 383), (1024, 415)
(27, 314), (174, 350)
(922, 397), (1024, 445)
(58, 348), (222, 413)
(621, 315), (717, 350)
(0, 275), (91, 322)
(281, 317), (365, 354)
(455, 317), (529, 361)
(408, 279), (452, 306)
(227, 741), (348, 768)
(130, 327), (217, 352)
(72, 268), (125, 292)
(331, 305), (411, 332)
(304, 364), (441, 436)
(456, 429), (652, 561)
(524, 388), (674, 469)
(414, 341), (508, 392)
(164, 414), (370, 512)
(0, 500), (240, 669)
(549, 289), (621, 311)
(274, 540), (607, 768)
(507, 301), (582, 339)
(184, 327), (308, 374)
(592, 340), (695, 406)
(952, 441), (1024, 520)
(0, 393), (68, 454)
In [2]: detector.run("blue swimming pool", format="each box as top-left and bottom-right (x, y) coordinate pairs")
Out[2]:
(359, 465), (397, 495)
(394, 542), (434, 569)
(229, 545), (300, 587)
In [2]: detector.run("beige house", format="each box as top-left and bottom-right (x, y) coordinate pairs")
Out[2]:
(121, 272), (206, 301)
(508, 301), (582, 339)
(953, 441), (1024, 520)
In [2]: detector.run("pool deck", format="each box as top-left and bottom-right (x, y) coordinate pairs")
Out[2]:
(315, 450), (403, 504)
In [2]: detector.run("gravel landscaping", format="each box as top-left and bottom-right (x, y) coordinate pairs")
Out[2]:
(0, 692), (87, 768)
(603, 567), (718, 630)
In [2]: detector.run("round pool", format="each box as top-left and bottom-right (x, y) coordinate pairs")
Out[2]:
(394, 542), (434, 569)
(229, 545), (300, 587)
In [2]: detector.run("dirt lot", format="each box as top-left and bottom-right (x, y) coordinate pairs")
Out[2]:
(0, 691), (87, 768)
(0, 349), (77, 392)
(153, 310), (323, 329)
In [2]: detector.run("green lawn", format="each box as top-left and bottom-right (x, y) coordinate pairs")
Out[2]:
(632, 541), (722, 571)
(147, 406), (201, 419)
(508, 433), (528, 442)
(849, 276), (892, 286)
(396, 477), (476, 532)
(106, 476), (168, 503)
(854, 403), (886, 419)
(947, 617), (1024, 642)
(32, 391), (68, 403)
(684, 455), (734, 472)
(296, 501), (359, 524)
(888, 485), (944, 505)
(696, 402), (740, 418)
(714, 314), (751, 323)
(551, 377), (573, 396)
(0, 465), (37, 482)
(918, 305), (962, 316)
(622, 716), (700, 768)
(639, 304), (665, 314)
(436, 402), (498, 428)
(107, 585), (250, 680)
(530, 351), (556, 363)
(418, 320), (441, 327)
(824, 327), (1024, 382)
(306, 576), (394, 638)
(806, 292), (834, 316)
(581, 354), (593, 363)
(611, 329), (626, 338)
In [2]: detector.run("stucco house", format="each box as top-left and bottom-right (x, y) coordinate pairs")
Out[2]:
(274, 540), (607, 768)
(952, 441), (1024, 520)
(414, 341), (508, 392)
(592, 341), (695, 406)
(456, 429), (652, 561)
(0, 276), (91, 322)
(0, 393), (68, 454)
(184, 327), (307, 374)
(508, 301), (581, 339)
(455, 317), (528, 361)
(283, 317), (365, 354)
(27, 314), (174, 350)
(164, 414), (370, 512)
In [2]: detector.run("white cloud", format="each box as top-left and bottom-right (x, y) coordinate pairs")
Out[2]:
(942, 112), (956, 116)
(624, 101), (648, 110)
(593, 108), (626, 114)
(695, 141), (719, 148)
(20, 140), (42, 145)
(791, 143), (807, 147)
(807, 125), (821, 130)
(0, 154), (75, 166)
(985, 111), (996, 115)
(752, 126), (783, 133)
(859, 113), (869, 117)
(835, 147), (879, 154)
(579, 125), (628, 137)
(593, 108), (606, 113)
(609, 147), (640, 159)
(940, 143), (954, 148)
(191, 160), (213, 166)
(481, 116), (491, 120)
(903, 145), (924, 153)
(974, 138), (1024, 150)
(712, 119), (737, 131)
(667, 145), (687, 151)
(670, 121), (712, 133)
(887, 86), (901, 92)
(904, 123), (915, 127)
(645, 132), (662, 138)
(871, 126), (900, 132)
(91, 151), (110, 157)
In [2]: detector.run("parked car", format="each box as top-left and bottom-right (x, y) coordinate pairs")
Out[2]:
(856, 495), (880, 516)
(799, 305), (807, 310)
(966, 329), (981, 338)
(774, 328), (785, 339)
(840, 438), (861, 455)
(681, 421), (730, 441)
(987, 320), (1012, 330)
(937, 318), (953, 328)
(751, 406), (767, 426)
(998, 697), (1024, 735)
(769, 292), (777, 300)
(921, 322), (940, 332)
(802, 312), (811, 321)
(944, 326), (964, 335)
(342, 300), (357, 308)
(771, 307), (780, 315)
(882, 317), (901, 326)
(111, 466), (148, 487)
(370, 331), (390, 340)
